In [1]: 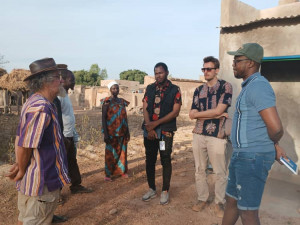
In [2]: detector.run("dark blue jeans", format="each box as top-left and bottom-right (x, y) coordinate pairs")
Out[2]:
(144, 135), (173, 191)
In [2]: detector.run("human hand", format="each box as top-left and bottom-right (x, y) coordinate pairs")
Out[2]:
(221, 113), (229, 118)
(275, 144), (287, 165)
(125, 133), (130, 142)
(104, 137), (110, 144)
(147, 130), (158, 140)
(145, 121), (158, 132)
(13, 170), (26, 181)
(5, 163), (19, 180)
(189, 111), (196, 120)
(64, 137), (71, 149)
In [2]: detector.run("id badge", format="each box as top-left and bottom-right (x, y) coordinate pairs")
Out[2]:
(159, 141), (165, 151)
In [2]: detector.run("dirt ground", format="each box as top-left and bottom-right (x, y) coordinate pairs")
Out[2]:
(0, 111), (299, 225)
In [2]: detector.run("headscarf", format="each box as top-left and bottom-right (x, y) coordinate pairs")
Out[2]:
(107, 81), (118, 90)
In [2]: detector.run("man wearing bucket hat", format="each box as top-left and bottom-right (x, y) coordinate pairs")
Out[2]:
(57, 64), (93, 194)
(6, 58), (70, 224)
(222, 43), (286, 225)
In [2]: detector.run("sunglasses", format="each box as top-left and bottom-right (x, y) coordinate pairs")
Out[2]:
(201, 68), (216, 72)
(233, 59), (250, 65)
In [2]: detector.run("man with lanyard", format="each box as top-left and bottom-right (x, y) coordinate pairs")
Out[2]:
(6, 58), (70, 224)
(189, 56), (233, 218)
(142, 62), (181, 205)
(222, 43), (287, 225)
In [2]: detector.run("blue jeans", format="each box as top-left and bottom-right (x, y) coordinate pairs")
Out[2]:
(226, 151), (275, 210)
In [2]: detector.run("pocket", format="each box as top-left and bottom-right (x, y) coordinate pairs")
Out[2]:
(263, 158), (274, 176)
(34, 195), (56, 217)
(237, 152), (256, 161)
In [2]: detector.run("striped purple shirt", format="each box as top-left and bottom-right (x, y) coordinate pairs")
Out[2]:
(16, 93), (70, 196)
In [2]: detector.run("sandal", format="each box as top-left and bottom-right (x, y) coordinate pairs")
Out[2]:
(104, 177), (113, 182)
(122, 173), (129, 179)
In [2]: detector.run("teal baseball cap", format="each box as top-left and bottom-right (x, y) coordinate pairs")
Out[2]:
(227, 43), (264, 63)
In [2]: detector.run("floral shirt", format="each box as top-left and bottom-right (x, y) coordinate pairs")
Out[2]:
(191, 80), (232, 138)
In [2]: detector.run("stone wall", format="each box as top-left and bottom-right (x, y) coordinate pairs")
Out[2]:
(0, 114), (19, 163)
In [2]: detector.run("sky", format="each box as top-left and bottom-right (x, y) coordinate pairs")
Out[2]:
(0, 0), (278, 80)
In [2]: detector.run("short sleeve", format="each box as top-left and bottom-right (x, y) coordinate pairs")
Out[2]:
(142, 87), (149, 103)
(101, 97), (110, 106)
(248, 81), (276, 112)
(18, 111), (51, 148)
(218, 82), (233, 106)
(123, 99), (130, 107)
(174, 87), (182, 104)
(191, 87), (200, 110)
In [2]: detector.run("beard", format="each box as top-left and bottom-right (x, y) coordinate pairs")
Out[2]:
(57, 85), (67, 97)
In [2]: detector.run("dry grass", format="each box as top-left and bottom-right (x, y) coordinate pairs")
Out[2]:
(0, 69), (30, 92)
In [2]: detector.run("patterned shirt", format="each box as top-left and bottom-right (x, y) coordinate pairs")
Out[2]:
(231, 72), (276, 152)
(16, 93), (70, 196)
(191, 80), (232, 138)
(101, 97), (129, 137)
(143, 80), (182, 121)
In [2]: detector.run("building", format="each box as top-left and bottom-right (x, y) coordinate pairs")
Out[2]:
(219, 0), (300, 178)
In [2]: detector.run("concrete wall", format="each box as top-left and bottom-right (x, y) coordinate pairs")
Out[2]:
(219, 0), (300, 177)
(144, 76), (203, 112)
(101, 79), (140, 92)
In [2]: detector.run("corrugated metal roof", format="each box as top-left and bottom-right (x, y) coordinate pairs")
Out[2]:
(221, 14), (300, 28)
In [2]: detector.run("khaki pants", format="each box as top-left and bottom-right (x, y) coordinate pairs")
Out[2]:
(18, 186), (60, 225)
(192, 134), (227, 204)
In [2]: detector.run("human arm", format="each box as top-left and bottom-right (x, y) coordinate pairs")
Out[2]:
(6, 136), (33, 181)
(102, 100), (110, 144)
(259, 107), (283, 144)
(145, 103), (181, 132)
(143, 100), (157, 140)
(6, 136), (20, 180)
(189, 81), (232, 120)
(14, 147), (33, 181)
(189, 104), (229, 120)
(259, 106), (285, 164)
(274, 143), (287, 164)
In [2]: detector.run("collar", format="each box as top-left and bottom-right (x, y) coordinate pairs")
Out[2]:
(241, 72), (261, 88)
(206, 79), (220, 92)
(155, 79), (170, 89)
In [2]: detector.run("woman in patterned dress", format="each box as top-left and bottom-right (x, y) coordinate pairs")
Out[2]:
(101, 82), (130, 181)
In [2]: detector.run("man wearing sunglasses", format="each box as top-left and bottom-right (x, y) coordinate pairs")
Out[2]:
(189, 56), (233, 218)
(222, 43), (285, 225)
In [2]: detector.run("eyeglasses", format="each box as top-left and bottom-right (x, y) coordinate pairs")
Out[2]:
(233, 59), (250, 65)
(201, 68), (216, 72)
(52, 75), (62, 81)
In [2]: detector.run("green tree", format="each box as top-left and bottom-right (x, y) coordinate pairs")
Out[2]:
(73, 64), (108, 86)
(119, 69), (147, 84)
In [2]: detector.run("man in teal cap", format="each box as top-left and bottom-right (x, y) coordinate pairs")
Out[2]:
(222, 43), (287, 225)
